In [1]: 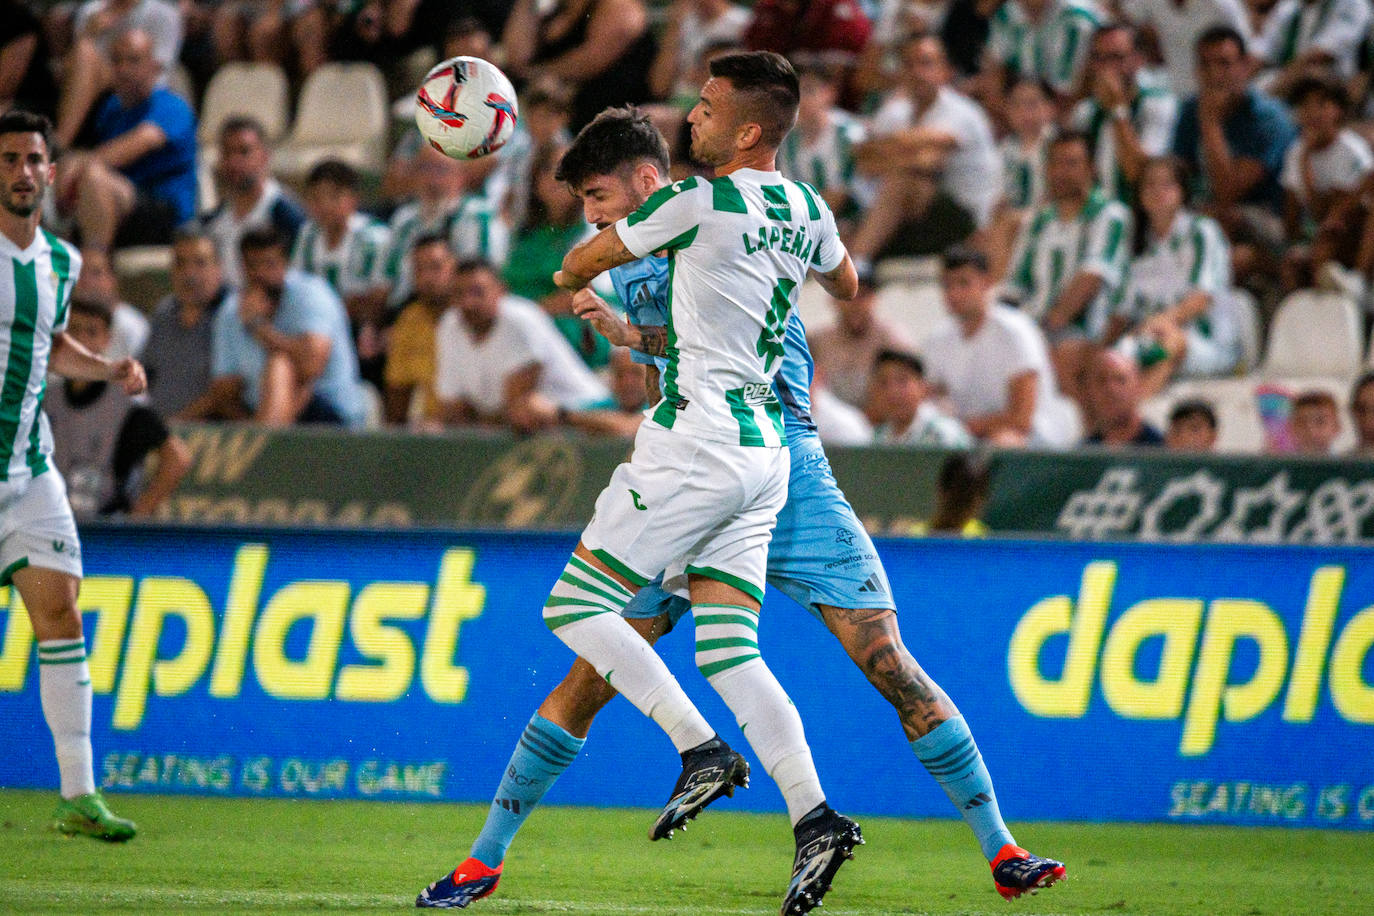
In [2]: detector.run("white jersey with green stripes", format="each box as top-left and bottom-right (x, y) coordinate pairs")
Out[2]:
(988, 0), (1101, 94)
(1115, 209), (1236, 343)
(1004, 187), (1131, 337)
(289, 212), (391, 299)
(614, 169), (846, 448)
(0, 228), (80, 492)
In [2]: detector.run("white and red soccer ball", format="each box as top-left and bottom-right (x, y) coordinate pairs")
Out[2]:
(414, 56), (519, 160)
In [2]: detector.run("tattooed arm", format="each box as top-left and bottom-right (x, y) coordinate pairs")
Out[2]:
(554, 225), (637, 291)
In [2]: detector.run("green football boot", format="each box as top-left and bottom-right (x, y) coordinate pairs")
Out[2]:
(51, 792), (137, 842)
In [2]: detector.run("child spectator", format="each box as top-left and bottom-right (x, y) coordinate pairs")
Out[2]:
(1280, 76), (1374, 293)
(1289, 388), (1342, 453)
(868, 349), (974, 446)
(1166, 398), (1220, 450)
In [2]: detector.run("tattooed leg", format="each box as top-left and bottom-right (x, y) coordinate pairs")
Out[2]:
(818, 603), (1019, 862)
(818, 604), (957, 739)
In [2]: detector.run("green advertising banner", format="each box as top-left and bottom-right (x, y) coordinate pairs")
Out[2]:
(159, 425), (1374, 543)
(983, 450), (1374, 545)
(158, 426), (949, 532)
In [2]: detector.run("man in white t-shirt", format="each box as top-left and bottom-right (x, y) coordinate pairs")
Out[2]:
(922, 245), (1075, 447)
(433, 258), (608, 430)
(1122, 0), (1252, 94)
(862, 33), (1000, 227)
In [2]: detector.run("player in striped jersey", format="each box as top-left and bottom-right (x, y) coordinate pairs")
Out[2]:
(417, 107), (1065, 912)
(0, 110), (144, 841)
(421, 55), (867, 914)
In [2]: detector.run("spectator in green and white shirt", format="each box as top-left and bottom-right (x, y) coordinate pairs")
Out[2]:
(989, 77), (1054, 279)
(1071, 23), (1179, 201)
(384, 144), (510, 311)
(292, 159), (391, 321)
(1256, 0), (1371, 95)
(291, 158), (391, 385)
(1110, 156), (1240, 395)
(777, 60), (866, 224)
(985, 0), (1102, 104)
(868, 349), (975, 447)
(1004, 130), (1132, 401)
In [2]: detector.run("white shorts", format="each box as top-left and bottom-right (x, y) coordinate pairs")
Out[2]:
(581, 421), (788, 603)
(0, 470), (83, 586)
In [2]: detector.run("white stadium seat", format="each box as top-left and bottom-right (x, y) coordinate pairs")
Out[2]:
(274, 63), (390, 178)
(1230, 287), (1263, 373)
(199, 62), (291, 145)
(1262, 290), (1363, 378)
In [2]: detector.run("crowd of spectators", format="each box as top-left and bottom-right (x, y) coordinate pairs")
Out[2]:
(6, 0), (1374, 463)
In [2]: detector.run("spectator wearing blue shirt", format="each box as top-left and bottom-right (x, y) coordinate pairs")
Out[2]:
(205, 226), (366, 427)
(58, 28), (196, 249)
(1171, 25), (1297, 245)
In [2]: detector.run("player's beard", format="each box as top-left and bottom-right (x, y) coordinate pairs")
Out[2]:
(1, 183), (42, 218)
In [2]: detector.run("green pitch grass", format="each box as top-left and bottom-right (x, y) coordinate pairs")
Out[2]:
(1, 790), (1370, 915)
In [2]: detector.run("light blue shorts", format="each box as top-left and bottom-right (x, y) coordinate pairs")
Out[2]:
(622, 435), (894, 625)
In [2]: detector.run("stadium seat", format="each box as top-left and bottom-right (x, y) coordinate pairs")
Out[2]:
(199, 62), (291, 145)
(1261, 290), (1363, 378)
(168, 63), (196, 107)
(274, 63), (390, 178)
(874, 280), (951, 350)
(1230, 287), (1263, 373)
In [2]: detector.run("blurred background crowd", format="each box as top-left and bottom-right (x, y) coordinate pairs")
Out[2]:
(9, 0), (1374, 519)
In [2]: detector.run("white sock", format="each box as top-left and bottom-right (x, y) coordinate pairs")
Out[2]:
(693, 606), (825, 825)
(38, 638), (95, 799)
(544, 557), (715, 752)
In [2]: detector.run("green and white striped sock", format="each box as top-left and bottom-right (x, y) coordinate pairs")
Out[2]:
(692, 605), (825, 825)
(38, 638), (95, 798)
(543, 556), (714, 752)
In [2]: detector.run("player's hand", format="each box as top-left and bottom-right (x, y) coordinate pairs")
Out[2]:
(111, 358), (146, 396)
(553, 269), (590, 292)
(571, 289), (635, 347)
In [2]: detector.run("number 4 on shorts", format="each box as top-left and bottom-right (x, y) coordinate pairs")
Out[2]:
(630, 489), (647, 510)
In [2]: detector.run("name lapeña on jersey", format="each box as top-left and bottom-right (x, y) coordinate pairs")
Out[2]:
(615, 169), (846, 449)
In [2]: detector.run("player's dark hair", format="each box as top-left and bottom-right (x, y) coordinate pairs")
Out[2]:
(0, 109), (53, 154)
(874, 348), (924, 377)
(306, 158), (361, 191)
(941, 243), (989, 275)
(1168, 399), (1217, 430)
(69, 298), (114, 327)
(1196, 24), (1247, 58)
(556, 107), (671, 190)
(239, 225), (289, 256)
(708, 51), (801, 148)
(1288, 74), (1350, 113)
(220, 115), (268, 143)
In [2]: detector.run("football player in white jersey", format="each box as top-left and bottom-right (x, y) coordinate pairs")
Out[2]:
(421, 53), (861, 915)
(0, 110), (146, 841)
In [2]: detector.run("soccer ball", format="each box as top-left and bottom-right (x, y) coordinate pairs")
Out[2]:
(414, 56), (519, 160)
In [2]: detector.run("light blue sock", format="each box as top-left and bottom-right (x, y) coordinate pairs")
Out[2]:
(469, 713), (585, 867)
(911, 715), (1015, 861)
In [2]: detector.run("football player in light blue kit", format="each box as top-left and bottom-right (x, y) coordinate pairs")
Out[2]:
(416, 108), (1065, 909)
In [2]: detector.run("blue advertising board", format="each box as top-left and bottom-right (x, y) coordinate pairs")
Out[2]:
(1, 526), (1371, 829)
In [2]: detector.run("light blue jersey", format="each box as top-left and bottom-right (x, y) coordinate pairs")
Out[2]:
(611, 255), (819, 443)
(609, 257), (892, 620)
